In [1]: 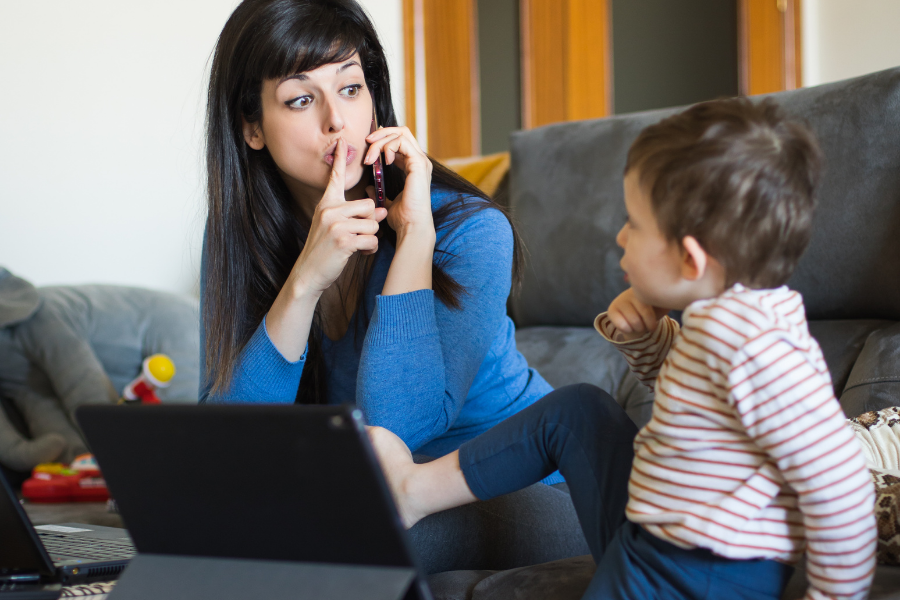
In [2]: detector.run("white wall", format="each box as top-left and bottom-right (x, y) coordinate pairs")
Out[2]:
(366, 0), (406, 128)
(803, 0), (900, 87)
(0, 0), (404, 297)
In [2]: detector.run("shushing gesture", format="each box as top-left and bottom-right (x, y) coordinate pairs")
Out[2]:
(606, 288), (669, 342)
(292, 137), (388, 295)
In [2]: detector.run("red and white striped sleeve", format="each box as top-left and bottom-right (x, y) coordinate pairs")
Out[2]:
(594, 313), (680, 393)
(729, 329), (876, 600)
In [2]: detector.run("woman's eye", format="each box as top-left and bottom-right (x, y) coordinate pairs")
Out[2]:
(287, 96), (313, 109)
(342, 84), (363, 98)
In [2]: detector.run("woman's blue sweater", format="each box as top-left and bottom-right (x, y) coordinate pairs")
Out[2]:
(200, 186), (555, 463)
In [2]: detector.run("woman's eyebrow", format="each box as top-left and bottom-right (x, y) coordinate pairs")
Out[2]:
(277, 60), (362, 86)
(336, 60), (361, 74)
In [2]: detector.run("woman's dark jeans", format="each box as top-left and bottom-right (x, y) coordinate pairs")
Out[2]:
(459, 383), (636, 562)
(406, 384), (632, 574)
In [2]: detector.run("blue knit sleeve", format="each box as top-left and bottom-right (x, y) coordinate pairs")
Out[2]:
(199, 229), (307, 404)
(356, 202), (513, 451)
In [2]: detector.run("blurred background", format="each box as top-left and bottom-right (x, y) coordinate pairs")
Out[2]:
(1, 0), (898, 297)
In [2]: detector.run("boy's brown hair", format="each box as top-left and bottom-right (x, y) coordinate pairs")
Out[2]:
(625, 97), (822, 289)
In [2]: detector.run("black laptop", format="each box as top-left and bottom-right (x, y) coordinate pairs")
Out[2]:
(76, 404), (432, 600)
(0, 468), (134, 597)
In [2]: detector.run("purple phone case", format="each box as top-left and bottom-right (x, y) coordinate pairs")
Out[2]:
(371, 118), (386, 208)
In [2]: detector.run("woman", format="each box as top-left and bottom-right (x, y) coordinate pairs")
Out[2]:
(200, 0), (588, 571)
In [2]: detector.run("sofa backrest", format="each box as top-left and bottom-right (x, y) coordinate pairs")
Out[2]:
(508, 67), (900, 328)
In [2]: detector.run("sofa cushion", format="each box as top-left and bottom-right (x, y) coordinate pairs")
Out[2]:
(808, 320), (893, 397)
(428, 569), (497, 600)
(515, 326), (628, 395)
(36, 285), (201, 403)
(427, 554), (596, 600)
(508, 67), (900, 327)
(841, 323), (900, 418)
(470, 554), (595, 599)
(515, 327), (654, 428)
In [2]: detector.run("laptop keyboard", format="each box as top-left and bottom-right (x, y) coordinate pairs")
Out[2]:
(37, 532), (135, 562)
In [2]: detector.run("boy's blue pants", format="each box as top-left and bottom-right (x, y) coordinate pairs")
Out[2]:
(457, 384), (795, 599)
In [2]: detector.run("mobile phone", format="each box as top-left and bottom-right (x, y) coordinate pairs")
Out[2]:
(370, 116), (386, 208)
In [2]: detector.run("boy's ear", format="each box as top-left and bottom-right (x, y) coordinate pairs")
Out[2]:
(242, 117), (266, 151)
(680, 236), (709, 281)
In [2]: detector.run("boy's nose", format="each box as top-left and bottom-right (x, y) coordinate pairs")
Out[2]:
(615, 225), (627, 248)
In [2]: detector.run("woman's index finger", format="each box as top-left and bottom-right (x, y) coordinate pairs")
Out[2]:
(322, 137), (348, 205)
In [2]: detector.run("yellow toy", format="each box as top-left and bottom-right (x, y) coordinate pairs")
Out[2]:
(120, 354), (176, 404)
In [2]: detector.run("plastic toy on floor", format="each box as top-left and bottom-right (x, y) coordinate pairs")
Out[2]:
(119, 354), (176, 405)
(21, 454), (109, 503)
(0, 267), (200, 473)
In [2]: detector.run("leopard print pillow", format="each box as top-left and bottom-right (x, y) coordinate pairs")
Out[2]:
(849, 407), (900, 565)
(850, 406), (900, 469)
(870, 469), (900, 565)
(853, 406), (900, 431)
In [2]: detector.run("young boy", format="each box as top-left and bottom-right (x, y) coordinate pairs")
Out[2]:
(369, 98), (876, 600)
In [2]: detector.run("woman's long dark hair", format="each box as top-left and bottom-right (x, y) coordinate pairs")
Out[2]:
(204, 0), (522, 401)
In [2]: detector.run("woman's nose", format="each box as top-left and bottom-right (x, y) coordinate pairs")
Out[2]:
(323, 95), (345, 133)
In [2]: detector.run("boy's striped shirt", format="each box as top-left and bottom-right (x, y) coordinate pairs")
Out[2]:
(596, 284), (876, 600)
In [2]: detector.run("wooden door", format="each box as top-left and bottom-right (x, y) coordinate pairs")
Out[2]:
(739, 0), (803, 95)
(403, 0), (479, 159)
(520, 0), (612, 128)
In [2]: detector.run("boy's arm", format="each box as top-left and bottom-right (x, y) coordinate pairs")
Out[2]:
(594, 312), (679, 392)
(730, 331), (876, 600)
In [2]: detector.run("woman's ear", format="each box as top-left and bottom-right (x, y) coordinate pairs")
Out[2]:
(680, 236), (709, 281)
(242, 117), (266, 151)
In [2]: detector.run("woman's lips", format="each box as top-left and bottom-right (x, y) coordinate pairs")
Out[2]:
(324, 143), (357, 166)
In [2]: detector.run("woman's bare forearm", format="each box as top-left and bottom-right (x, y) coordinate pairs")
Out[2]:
(264, 279), (320, 362)
(381, 225), (436, 296)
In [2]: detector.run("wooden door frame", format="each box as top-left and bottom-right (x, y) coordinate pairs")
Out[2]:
(403, 0), (480, 159)
(520, 0), (612, 129)
(739, 0), (803, 95)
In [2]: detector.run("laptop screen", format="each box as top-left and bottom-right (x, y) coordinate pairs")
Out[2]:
(77, 404), (421, 571)
(0, 469), (54, 578)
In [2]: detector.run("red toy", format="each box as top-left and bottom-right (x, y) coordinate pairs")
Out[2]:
(120, 354), (176, 404)
(21, 454), (110, 503)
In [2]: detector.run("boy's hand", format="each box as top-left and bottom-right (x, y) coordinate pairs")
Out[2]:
(607, 288), (669, 342)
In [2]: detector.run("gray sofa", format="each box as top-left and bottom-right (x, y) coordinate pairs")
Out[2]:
(18, 68), (900, 598)
(430, 67), (900, 599)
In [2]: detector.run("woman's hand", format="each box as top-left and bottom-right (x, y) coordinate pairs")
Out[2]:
(364, 126), (434, 241)
(607, 288), (669, 342)
(263, 138), (386, 361)
(364, 127), (435, 296)
(290, 138), (387, 296)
